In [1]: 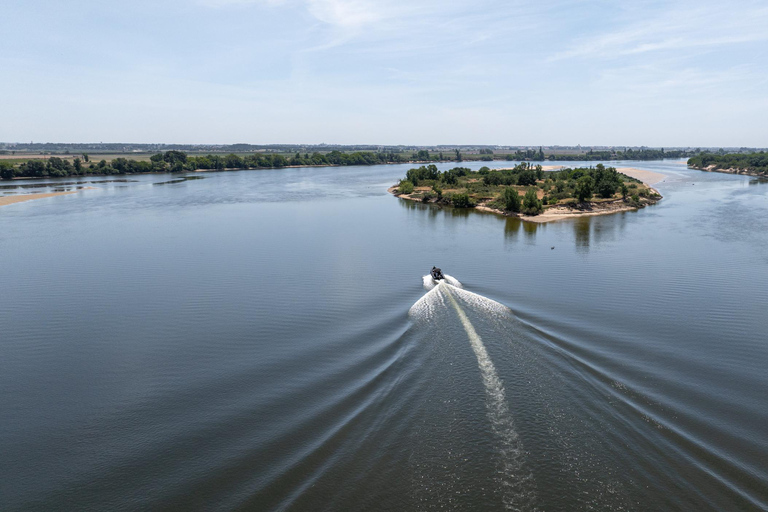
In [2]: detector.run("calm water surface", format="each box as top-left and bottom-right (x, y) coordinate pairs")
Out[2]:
(1, 161), (767, 511)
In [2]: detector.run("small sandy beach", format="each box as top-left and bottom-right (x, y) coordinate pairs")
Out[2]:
(518, 202), (641, 223)
(0, 189), (90, 207)
(616, 167), (667, 185)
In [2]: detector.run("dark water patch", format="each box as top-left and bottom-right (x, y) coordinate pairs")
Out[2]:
(153, 176), (206, 185)
(0, 179), (136, 190)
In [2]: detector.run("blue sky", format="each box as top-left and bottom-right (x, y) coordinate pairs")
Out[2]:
(1, 0), (766, 146)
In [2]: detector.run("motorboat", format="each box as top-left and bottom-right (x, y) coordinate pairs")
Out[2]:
(430, 266), (445, 281)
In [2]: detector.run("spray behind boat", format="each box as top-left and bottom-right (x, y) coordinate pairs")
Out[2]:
(424, 267), (461, 290)
(410, 270), (537, 510)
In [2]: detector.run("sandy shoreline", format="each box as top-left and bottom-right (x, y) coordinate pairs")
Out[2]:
(616, 167), (667, 185)
(0, 188), (92, 207)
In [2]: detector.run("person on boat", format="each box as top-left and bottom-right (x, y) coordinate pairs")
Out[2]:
(431, 266), (444, 280)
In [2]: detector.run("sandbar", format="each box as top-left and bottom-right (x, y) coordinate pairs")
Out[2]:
(0, 189), (90, 207)
(615, 167), (667, 185)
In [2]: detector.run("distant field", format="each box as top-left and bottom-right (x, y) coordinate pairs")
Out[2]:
(0, 152), (297, 165)
(0, 153), (156, 163)
(0, 150), (593, 167)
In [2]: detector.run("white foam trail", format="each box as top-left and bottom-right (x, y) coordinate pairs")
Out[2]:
(410, 281), (535, 509)
(442, 286), (533, 510)
(411, 281), (506, 321)
(409, 285), (446, 321)
(421, 274), (462, 291)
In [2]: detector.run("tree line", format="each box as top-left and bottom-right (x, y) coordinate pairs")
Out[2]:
(406, 147), (696, 163)
(550, 148), (694, 161)
(0, 150), (409, 179)
(687, 152), (768, 175)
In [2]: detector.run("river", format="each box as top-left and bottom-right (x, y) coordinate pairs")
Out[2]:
(1, 160), (766, 510)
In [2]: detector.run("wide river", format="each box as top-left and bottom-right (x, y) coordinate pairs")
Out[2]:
(1, 160), (767, 511)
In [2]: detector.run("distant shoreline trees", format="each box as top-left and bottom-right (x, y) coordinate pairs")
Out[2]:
(687, 152), (768, 175)
(1, 150), (410, 179)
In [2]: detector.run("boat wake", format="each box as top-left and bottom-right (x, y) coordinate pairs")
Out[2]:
(421, 273), (462, 290)
(409, 278), (536, 510)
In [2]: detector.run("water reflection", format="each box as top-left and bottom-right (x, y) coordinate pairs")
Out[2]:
(522, 220), (540, 239)
(447, 207), (472, 219)
(504, 217), (522, 241)
(573, 218), (591, 252)
(398, 196), (634, 253)
(397, 198), (475, 221)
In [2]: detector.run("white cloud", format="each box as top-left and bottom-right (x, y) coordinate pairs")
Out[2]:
(198, 0), (286, 7)
(550, 3), (768, 61)
(199, 0), (388, 27)
(306, 0), (382, 27)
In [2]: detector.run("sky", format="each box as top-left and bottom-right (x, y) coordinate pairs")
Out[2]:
(1, 0), (767, 146)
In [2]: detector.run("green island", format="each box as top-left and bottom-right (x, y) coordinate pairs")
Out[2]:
(391, 163), (661, 222)
(687, 152), (768, 177)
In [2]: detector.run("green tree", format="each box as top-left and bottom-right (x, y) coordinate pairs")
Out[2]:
(575, 175), (594, 202)
(398, 180), (414, 194)
(451, 193), (472, 208)
(163, 150), (187, 165)
(432, 184), (443, 200)
(518, 168), (537, 186)
(25, 160), (47, 177)
(503, 187), (521, 212)
(441, 171), (458, 185)
(597, 178), (618, 198)
(620, 183), (629, 200)
(224, 154), (243, 169)
(522, 188), (543, 215)
(454, 149), (462, 162)
(0, 162), (14, 180)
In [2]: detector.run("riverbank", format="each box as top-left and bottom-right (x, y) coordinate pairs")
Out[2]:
(687, 153), (768, 178)
(688, 164), (768, 178)
(615, 167), (667, 185)
(0, 188), (92, 207)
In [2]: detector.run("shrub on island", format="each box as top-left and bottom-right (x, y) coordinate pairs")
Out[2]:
(503, 186), (521, 212)
(522, 188), (543, 215)
(398, 180), (414, 194)
(451, 193), (473, 208)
